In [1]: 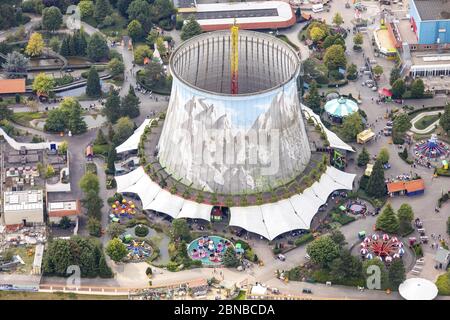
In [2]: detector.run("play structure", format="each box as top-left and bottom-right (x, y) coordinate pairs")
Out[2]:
(111, 199), (137, 219)
(346, 200), (367, 215)
(414, 134), (449, 161)
(124, 238), (153, 262)
(360, 233), (405, 263)
(187, 236), (236, 266)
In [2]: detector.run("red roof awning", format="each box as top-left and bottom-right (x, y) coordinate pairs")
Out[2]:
(378, 88), (393, 97)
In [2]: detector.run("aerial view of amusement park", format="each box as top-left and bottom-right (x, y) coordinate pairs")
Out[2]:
(0, 0), (449, 305)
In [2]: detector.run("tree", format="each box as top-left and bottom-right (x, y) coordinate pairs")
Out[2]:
(25, 32), (45, 57)
(440, 104), (450, 133)
(67, 100), (87, 134)
(118, 0), (133, 16)
(106, 238), (128, 262)
(94, 0), (111, 21)
(127, 0), (153, 31)
(127, 19), (143, 42)
(376, 204), (399, 234)
(223, 246), (239, 268)
(366, 159), (386, 199)
(378, 147), (390, 164)
(42, 6), (63, 32)
(388, 259), (405, 290)
(341, 112), (364, 142)
(88, 217), (102, 237)
(324, 44), (346, 71)
(106, 144), (116, 174)
(391, 79), (406, 99)
(306, 236), (340, 268)
(357, 147), (370, 167)
(86, 67), (101, 98)
(329, 230), (347, 248)
(332, 12), (344, 27)
(133, 44), (152, 65)
(304, 80), (321, 114)
(113, 117), (135, 145)
(87, 33), (109, 62)
(108, 58), (125, 78)
(2, 51), (29, 77)
(353, 32), (363, 46)
(104, 89), (121, 123)
(146, 29), (159, 47)
(392, 113), (411, 144)
(322, 34), (346, 50)
(45, 97), (87, 134)
(180, 17), (203, 41)
(49, 36), (61, 52)
(156, 37), (167, 57)
(120, 86), (140, 118)
(397, 203), (414, 234)
(45, 164), (55, 178)
(107, 222), (125, 238)
(79, 172), (100, 194)
(330, 249), (362, 282)
(95, 129), (107, 145)
(310, 26), (326, 43)
(59, 216), (72, 229)
(373, 65), (383, 78)
(78, 0), (94, 18)
(32, 73), (54, 96)
(98, 255), (113, 278)
(363, 259), (389, 290)
(44, 108), (67, 132)
(142, 61), (164, 86)
(346, 63), (357, 80)
(151, 0), (176, 22)
(389, 67), (401, 86)
(82, 189), (103, 220)
(171, 219), (191, 242)
(59, 36), (70, 56)
(411, 78), (425, 98)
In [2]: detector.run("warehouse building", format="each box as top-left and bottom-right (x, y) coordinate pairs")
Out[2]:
(2, 190), (44, 226)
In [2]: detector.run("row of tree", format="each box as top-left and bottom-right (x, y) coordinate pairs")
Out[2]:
(305, 230), (406, 290)
(103, 87), (140, 123)
(79, 171), (104, 237)
(376, 203), (415, 235)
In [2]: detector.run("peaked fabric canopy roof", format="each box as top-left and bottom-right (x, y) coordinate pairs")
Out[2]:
(324, 97), (359, 118)
(116, 118), (153, 154)
(116, 165), (356, 240)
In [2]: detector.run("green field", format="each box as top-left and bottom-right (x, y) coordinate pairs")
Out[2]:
(414, 114), (440, 130)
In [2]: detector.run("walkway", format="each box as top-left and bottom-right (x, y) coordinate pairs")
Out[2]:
(410, 110), (442, 134)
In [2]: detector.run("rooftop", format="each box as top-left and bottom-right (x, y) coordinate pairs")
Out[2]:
(47, 200), (81, 217)
(387, 179), (425, 193)
(0, 79), (26, 95)
(3, 190), (44, 212)
(413, 0), (450, 21)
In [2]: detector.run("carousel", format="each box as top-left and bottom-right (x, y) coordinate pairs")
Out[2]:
(360, 233), (405, 263)
(187, 236), (236, 266)
(324, 97), (359, 123)
(414, 134), (449, 163)
(111, 199), (137, 219)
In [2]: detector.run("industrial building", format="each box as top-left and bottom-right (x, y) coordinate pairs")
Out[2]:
(409, 0), (450, 48)
(2, 190), (44, 226)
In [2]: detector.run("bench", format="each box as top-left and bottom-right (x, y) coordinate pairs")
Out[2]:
(411, 270), (421, 275)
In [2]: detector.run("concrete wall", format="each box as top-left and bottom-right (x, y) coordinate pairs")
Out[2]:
(3, 209), (44, 225)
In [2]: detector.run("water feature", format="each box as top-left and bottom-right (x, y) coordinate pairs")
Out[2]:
(57, 81), (113, 97)
(123, 226), (171, 265)
(28, 58), (63, 67)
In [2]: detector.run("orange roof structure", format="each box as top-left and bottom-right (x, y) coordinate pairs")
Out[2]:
(405, 179), (425, 193)
(387, 181), (405, 193)
(48, 200), (81, 218)
(387, 179), (425, 193)
(0, 79), (26, 95)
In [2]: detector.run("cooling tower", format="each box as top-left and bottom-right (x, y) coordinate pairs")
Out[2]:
(157, 30), (311, 194)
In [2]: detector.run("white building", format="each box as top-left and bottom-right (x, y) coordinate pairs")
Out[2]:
(2, 190), (44, 226)
(47, 200), (81, 224)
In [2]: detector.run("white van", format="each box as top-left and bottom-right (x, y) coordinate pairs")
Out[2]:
(312, 4), (324, 13)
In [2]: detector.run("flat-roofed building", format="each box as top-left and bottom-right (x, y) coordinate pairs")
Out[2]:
(0, 79), (26, 95)
(2, 190), (44, 226)
(47, 200), (81, 223)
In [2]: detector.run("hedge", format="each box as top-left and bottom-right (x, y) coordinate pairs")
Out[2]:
(436, 168), (450, 177)
(407, 106), (445, 117)
(294, 233), (314, 247)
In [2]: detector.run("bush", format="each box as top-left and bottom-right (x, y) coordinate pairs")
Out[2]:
(294, 233), (314, 247)
(436, 272), (450, 295)
(331, 212), (355, 225)
(134, 225), (150, 237)
(412, 243), (423, 258)
(145, 267), (153, 276)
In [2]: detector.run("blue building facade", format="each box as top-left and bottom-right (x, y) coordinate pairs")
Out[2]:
(410, 0), (450, 45)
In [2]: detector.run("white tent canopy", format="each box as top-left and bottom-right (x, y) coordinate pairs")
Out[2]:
(178, 201), (213, 221)
(0, 127), (60, 151)
(301, 104), (355, 152)
(116, 165), (356, 240)
(116, 118), (153, 154)
(229, 206), (270, 240)
(399, 278), (438, 300)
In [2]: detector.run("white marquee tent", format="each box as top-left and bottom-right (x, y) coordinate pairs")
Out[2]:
(399, 278), (438, 300)
(0, 127), (60, 151)
(115, 118), (153, 154)
(116, 165), (356, 240)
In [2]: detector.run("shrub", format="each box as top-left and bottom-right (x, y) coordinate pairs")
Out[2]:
(294, 233), (314, 246)
(134, 225), (149, 237)
(436, 272), (450, 295)
(145, 267), (153, 276)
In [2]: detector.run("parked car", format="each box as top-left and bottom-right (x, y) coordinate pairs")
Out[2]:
(302, 288), (313, 294)
(277, 254), (286, 261)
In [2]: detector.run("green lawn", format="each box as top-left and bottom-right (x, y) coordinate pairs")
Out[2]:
(10, 112), (46, 127)
(414, 114), (440, 130)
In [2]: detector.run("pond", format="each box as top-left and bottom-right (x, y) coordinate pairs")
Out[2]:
(31, 114), (107, 130)
(57, 81), (113, 97)
(123, 226), (171, 265)
(28, 58), (63, 67)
